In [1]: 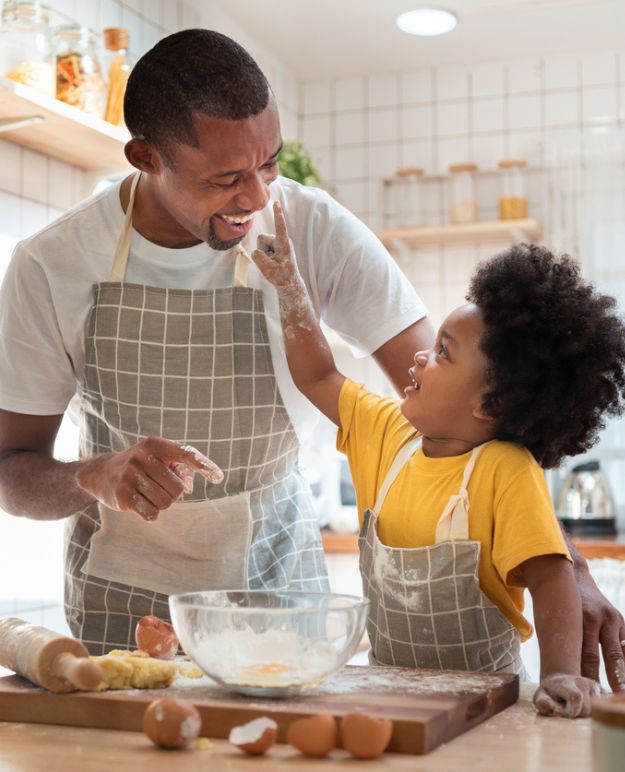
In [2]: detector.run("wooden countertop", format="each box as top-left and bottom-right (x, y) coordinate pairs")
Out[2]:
(0, 685), (593, 771)
(322, 530), (625, 560)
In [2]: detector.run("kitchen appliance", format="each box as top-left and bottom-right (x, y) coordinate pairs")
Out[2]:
(557, 460), (617, 536)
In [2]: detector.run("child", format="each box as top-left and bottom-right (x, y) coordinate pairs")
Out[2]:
(251, 202), (625, 718)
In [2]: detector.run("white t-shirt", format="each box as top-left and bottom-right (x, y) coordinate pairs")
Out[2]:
(0, 176), (426, 442)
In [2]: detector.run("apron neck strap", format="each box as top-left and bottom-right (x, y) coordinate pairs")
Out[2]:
(109, 171), (141, 283)
(233, 244), (252, 288)
(372, 436), (422, 516)
(434, 442), (489, 543)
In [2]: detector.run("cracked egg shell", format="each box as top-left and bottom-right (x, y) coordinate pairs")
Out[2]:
(135, 615), (179, 659)
(143, 698), (202, 749)
(339, 713), (393, 759)
(287, 713), (337, 757)
(229, 716), (278, 755)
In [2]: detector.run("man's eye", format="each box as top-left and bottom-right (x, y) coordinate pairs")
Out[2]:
(208, 178), (238, 190)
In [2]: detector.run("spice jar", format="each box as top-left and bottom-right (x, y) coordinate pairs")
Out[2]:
(0, 0), (54, 96)
(102, 27), (132, 127)
(448, 163), (478, 224)
(592, 694), (625, 772)
(394, 166), (424, 228)
(54, 25), (106, 116)
(498, 158), (528, 220)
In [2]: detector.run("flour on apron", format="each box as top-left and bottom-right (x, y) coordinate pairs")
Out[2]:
(64, 173), (328, 653)
(359, 436), (525, 675)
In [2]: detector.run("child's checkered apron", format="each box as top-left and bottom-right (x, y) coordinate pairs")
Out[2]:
(64, 173), (328, 653)
(359, 436), (524, 674)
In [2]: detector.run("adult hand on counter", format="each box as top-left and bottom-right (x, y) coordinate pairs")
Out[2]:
(75, 437), (223, 521)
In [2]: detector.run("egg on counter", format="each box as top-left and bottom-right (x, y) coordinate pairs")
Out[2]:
(229, 717), (278, 755)
(339, 713), (393, 759)
(287, 713), (337, 757)
(143, 697), (202, 749)
(135, 615), (179, 659)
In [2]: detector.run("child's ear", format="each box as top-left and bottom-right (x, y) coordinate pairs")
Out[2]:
(471, 403), (498, 424)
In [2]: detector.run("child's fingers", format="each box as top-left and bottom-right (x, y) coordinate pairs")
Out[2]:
(272, 201), (289, 252)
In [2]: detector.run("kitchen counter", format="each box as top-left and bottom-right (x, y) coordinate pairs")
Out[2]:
(322, 530), (625, 559)
(0, 684), (592, 771)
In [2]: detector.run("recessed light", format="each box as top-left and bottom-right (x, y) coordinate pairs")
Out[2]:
(396, 8), (457, 37)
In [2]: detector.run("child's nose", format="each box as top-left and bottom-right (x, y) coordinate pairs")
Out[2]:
(414, 351), (428, 366)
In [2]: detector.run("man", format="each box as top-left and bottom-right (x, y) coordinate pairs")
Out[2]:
(0, 31), (622, 690)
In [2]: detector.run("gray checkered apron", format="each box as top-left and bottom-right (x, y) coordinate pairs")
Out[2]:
(360, 436), (524, 674)
(64, 173), (328, 653)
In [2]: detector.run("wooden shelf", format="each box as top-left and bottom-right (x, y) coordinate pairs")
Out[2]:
(376, 218), (542, 249)
(0, 76), (130, 171)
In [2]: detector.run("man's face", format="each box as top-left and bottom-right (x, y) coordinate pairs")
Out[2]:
(150, 100), (282, 250)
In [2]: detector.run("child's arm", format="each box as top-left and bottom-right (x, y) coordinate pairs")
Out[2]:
(519, 554), (600, 717)
(251, 201), (345, 426)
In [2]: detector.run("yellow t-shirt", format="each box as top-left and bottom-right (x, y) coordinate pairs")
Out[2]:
(337, 378), (571, 641)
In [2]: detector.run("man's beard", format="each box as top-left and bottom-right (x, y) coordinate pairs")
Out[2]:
(206, 220), (246, 251)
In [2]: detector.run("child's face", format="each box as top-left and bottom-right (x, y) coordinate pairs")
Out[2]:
(401, 303), (495, 447)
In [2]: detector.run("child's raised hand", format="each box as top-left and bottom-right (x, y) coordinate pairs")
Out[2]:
(533, 673), (601, 718)
(251, 201), (299, 287)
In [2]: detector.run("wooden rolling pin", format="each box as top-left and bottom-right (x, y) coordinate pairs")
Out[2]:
(0, 617), (103, 693)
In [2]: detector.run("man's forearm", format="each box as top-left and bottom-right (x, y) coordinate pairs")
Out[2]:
(0, 451), (95, 520)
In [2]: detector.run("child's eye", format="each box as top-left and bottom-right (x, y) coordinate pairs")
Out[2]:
(436, 343), (448, 358)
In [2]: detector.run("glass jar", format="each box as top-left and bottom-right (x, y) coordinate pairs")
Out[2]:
(0, 1), (54, 96)
(54, 24), (106, 116)
(394, 166), (424, 228)
(448, 163), (478, 224)
(498, 158), (528, 220)
(102, 27), (132, 127)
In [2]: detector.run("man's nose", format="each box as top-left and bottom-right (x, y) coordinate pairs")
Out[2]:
(235, 173), (271, 212)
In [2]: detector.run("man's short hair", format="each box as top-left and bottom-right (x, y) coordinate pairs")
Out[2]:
(124, 29), (271, 163)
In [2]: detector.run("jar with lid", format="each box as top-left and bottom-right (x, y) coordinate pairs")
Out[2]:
(0, 1), (54, 96)
(54, 25), (106, 116)
(394, 166), (424, 228)
(102, 27), (132, 127)
(448, 163), (478, 224)
(498, 158), (528, 220)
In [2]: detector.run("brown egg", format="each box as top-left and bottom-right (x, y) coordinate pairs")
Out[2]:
(229, 717), (278, 755)
(143, 698), (201, 749)
(287, 713), (337, 757)
(339, 713), (393, 760)
(135, 615), (179, 659)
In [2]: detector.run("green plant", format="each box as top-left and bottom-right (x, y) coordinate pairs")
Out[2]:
(278, 140), (322, 186)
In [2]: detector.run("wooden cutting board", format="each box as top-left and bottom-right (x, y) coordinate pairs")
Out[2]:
(0, 665), (518, 755)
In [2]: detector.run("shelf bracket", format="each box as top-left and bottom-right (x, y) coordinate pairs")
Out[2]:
(0, 115), (45, 133)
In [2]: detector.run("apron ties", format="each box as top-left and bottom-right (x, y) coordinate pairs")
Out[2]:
(64, 172), (328, 653)
(360, 437), (525, 676)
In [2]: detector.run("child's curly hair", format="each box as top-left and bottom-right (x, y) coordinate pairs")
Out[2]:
(467, 244), (625, 468)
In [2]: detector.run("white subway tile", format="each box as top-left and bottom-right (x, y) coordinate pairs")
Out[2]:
(0, 191), (21, 239)
(436, 66), (469, 101)
(334, 146), (366, 180)
(507, 58), (543, 94)
(443, 243), (478, 284)
(179, 2), (197, 29)
(334, 77), (365, 112)
(333, 180), (366, 215)
(436, 137), (471, 175)
(21, 200), (48, 237)
(401, 70), (433, 105)
(0, 140), (21, 195)
(302, 81), (332, 115)
(99, 0), (122, 29)
(125, 0), (143, 14)
(121, 6), (144, 58)
(302, 115), (331, 149)
(544, 91), (580, 127)
(47, 159), (76, 211)
(310, 147), (333, 182)
(582, 86), (619, 125)
(367, 143), (399, 179)
(472, 97), (505, 134)
(77, 1), (98, 32)
(544, 54), (580, 91)
(368, 73), (398, 108)
(471, 134), (506, 170)
(443, 281), (471, 311)
(436, 101), (469, 137)
(335, 112), (365, 146)
(21, 149), (48, 204)
(508, 93), (542, 131)
(401, 105), (433, 140)
(508, 130), (544, 164)
(400, 139), (434, 173)
(367, 180), (385, 218)
(581, 52), (618, 87)
(368, 108), (398, 144)
(159, 0), (178, 31)
(141, 22), (161, 54)
(470, 63), (506, 98)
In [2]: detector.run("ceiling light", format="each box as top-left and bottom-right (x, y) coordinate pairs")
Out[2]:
(396, 8), (457, 37)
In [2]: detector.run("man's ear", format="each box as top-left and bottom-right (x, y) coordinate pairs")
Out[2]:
(124, 138), (164, 174)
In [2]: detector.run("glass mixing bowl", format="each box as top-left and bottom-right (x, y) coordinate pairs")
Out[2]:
(169, 590), (369, 697)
